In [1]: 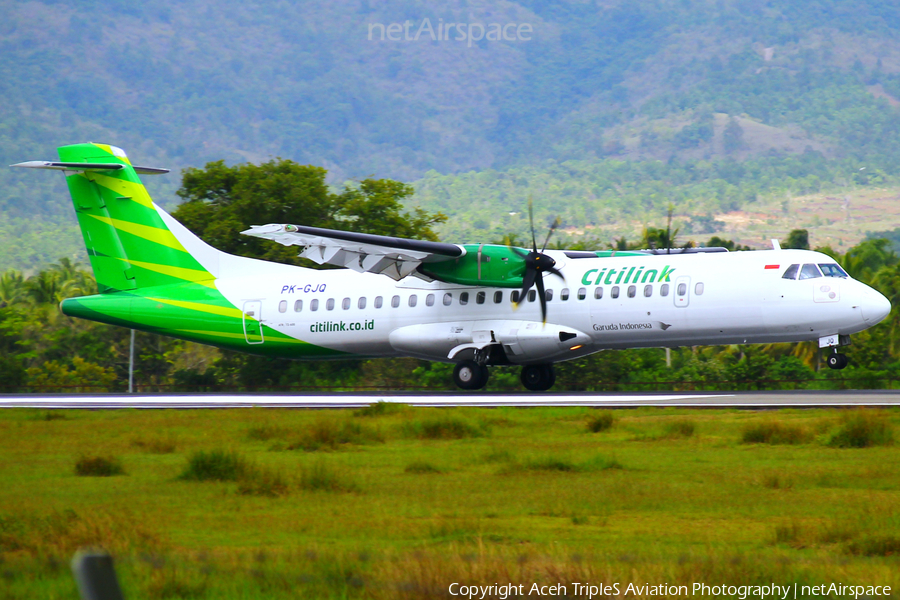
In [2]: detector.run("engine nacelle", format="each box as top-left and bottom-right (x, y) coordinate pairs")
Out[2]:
(388, 320), (591, 364)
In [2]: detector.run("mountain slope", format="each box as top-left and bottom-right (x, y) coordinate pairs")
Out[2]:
(4, 0), (900, 269)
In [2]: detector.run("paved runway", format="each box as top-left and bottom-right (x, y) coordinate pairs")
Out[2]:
(2, 390), (900, 408)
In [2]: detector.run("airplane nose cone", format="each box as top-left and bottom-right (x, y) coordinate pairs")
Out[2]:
(861, 288), (891, 325)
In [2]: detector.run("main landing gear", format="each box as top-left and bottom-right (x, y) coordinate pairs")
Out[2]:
(451, 361), (557, 391)
(520, 364), (556, 392)
(453, 360), (489, 390)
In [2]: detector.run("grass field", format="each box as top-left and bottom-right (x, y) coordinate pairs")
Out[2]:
(0, 405), (898, 599)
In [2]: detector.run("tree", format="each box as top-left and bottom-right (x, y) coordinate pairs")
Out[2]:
(723, 116), (746, 154)
(173, 159), (446, 265)
(784, 229), (809, 250)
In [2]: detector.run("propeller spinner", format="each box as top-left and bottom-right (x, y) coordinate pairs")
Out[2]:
(512, 200), (565, 323)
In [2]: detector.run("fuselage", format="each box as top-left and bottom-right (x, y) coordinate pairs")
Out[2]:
(197, 247), (890, 363)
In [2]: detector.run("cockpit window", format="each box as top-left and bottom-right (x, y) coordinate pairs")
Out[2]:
(819, 263), (848, 278)
(782, 264), (799, 280)
(799, 263), (822, 280)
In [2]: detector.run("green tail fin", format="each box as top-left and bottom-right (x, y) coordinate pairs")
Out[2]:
(55, 143), (215, 293)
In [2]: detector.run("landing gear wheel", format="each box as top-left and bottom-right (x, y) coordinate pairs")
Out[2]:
(453, 360), (489, 390)
(827, 353), (849, 370)
(521, 364), (556, 391)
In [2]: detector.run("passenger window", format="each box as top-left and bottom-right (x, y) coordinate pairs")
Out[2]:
(511, 291), (520, 303)
(677, 283), (687, 296)
(799, 264), (822, 280)
(660, 284), (669, 297)
(391, 295), (400, 308)
(374, 296), (383, 309)
(408, 295), (417, 307)
(594, 287), (603, 299)
(294, 299), (303, 312)
(695, 282), (704, 295)
(476, 291), (485, 304)
(357, 297), (366, 310)
(577, 287), (586, 300)
(546, 289), (554, 301)
(326, 298), (335, 310)
(782, 264), (800, 280)
(627, 285), (636, 298)
(310, 299), (319, 311)
(460, 292), (469, 305)
(426, 293), (435, 307)
(819, 263), (848, 278)
(561, 288), (570, 301)
(528, 290), (536, 302)
(278, 300), (287, 313)
(443, 293), (452, 306)
(644, 285), (652, 297)
(493, 291), (503, 303)
(611, 286), (619, 299)
(342, 297), (350, 310)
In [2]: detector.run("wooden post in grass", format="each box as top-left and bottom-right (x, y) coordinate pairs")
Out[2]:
(71, 550), (125, 600)
(128, 329), (135, 394)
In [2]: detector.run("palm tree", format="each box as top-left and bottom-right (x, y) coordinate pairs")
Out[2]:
(0, 269), (25, 308)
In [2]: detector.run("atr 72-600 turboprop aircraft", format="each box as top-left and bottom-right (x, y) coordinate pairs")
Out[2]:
(13, 144), (892, 391)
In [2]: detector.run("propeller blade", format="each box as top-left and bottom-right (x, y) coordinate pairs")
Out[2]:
(511, 246), (528, 258)
(528, 197), (537, 252)
(547, 266), (565, 282)
(535, 273), (548, 323)
(516, 268), (537, 306)
(541, 217), (560, 252)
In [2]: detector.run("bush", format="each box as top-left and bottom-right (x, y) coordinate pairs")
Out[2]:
(405, 460), (443, 474)
(741, 421), (809, 445)
(75, 456), (124, 477)
(665, 419), (695, 438)
(828, 411), (894, 448)
(403, 416), (487, 440)
(131, 436), (177, 454)
(179, 450), (247, 481)
(587, 411), (615, 433)
(288, 419), (383, 451)
(516, 454), (623, 473)
(246, 424), (289, 442)
(845, 535), (900, 556)
(354, 401), (407, 417)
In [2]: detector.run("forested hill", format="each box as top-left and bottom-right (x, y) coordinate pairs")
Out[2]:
(4, 0), (900, 269)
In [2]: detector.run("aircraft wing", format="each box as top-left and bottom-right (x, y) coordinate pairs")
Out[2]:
(242, 223), (465, 280)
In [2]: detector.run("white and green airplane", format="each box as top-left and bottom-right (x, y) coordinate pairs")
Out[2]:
(13, 144), (892, 391)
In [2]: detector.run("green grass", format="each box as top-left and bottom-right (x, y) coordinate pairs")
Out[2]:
(741, 420), (810, 444)
(1, 407), (899, 598)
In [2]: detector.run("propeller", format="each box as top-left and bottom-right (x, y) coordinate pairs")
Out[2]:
(512, 199), (565, 323)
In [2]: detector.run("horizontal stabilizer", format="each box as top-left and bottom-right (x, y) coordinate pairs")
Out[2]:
(10, 161), (169, 175)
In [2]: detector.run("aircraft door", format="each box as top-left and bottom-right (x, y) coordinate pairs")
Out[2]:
(674, 276), (691, 308)
(242, 300), (264, 344)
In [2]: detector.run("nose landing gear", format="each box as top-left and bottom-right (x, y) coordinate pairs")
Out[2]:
(827, 351), (849, 370)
